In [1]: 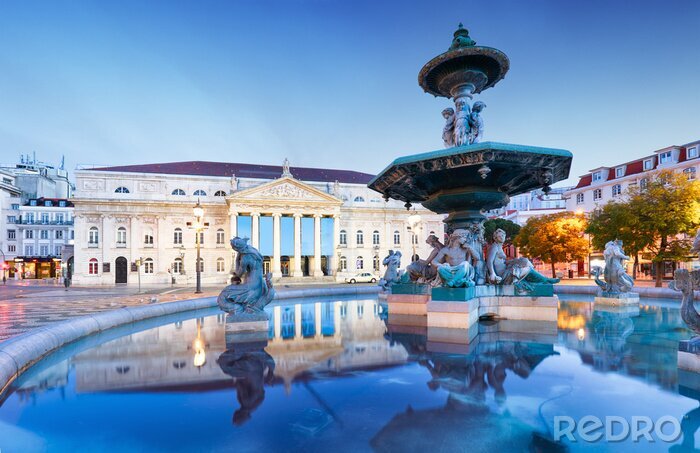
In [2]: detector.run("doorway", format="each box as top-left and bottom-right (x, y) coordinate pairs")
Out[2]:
(115, 257), (128, 284)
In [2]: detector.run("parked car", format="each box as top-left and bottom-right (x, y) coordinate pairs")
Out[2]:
(345, 272), (378, 284)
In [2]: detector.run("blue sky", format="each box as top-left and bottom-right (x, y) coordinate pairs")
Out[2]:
(1, 0), (699, 186)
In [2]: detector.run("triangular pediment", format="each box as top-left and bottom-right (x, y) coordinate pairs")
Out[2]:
(229, 177), (342, 205)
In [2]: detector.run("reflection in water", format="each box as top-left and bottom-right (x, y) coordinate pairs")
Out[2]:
(3, 297), (700, 451)
(217, 342), (275, 426)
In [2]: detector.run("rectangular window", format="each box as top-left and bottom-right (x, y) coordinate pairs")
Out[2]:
(56, 213), (64, 223)
(24, 245), (34, 256)
(659, 151), (673, 164)
(11, 204), (19, 210)
(576, 193), (584, 204)
(56, 230), (64, 240)
(216, 230), (225, 245)
(39, 245), (49, 256)
(592, 172), (602, 182)
(59, 201), (66, 207)
(44, 200), (52, 207)
(612, 184), (622, 197)
(40, 230), (48, 239)
(7, 216), (16, 224)
(25, 213), (34, 223)
(29, 200), (37, 206)
(7, 230), (15, 240)
(8, 244), (15, 253)
(593, 189), (602, 201)
(689, 147), (699, 159)
(615, 167), (624, 178)
(643, 159), (653, 170)
(173, 229), (183, 245)
(684, 167), (697, 181)
(55, 245), (62, 256)
(25, 230), (33, 239)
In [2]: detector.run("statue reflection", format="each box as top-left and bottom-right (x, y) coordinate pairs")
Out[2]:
(217, 342), (275, 426)
(373, 332), (562, 451)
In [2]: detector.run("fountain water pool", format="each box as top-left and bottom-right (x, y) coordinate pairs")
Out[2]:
(0, 294), (698, 452)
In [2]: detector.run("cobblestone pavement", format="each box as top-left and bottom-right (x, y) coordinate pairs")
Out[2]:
(0, 281), (364, 342)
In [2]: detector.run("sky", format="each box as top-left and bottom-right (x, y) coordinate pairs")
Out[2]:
(0, 0), (699, 186)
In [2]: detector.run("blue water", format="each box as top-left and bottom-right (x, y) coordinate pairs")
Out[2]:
(0, 294), (699, 452)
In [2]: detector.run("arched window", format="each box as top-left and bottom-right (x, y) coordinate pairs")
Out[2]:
(89, 227), (99, 245)
(114, 186), (130, 193)
(214, 190), (227, 197)
(88, 258), (99, 275)
(143, 258), (154, 274)
(372, 230), (380, 246)
(197, 258), (204, 273)
(353, 196), (365, 202)
(216, 257), (226, 273)
(393, 230), (401, 245)
(116, 227), (127, 246)
(356, 230), (364, 246)
(172, 257), (183, 274)
(339, 256), (347, 271)
(171, 189), (186, 196)
(356, 256), (364, 269)
(144, 228), (154, 246)
(373, 255), (380, 271)
(193, 189), (207, 196)
(216, 229), (225, 245)
(173, 228), (183, 245)
(339, 230), (347, 246)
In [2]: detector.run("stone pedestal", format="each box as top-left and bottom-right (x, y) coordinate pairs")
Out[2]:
(386, 283), (432, 316)
(678, 337), (700, 373)
(225, 312), (269, 344)
(594, 292), (640, 306)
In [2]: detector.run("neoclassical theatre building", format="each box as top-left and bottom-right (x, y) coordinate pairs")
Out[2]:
(71, 160), (443, 286)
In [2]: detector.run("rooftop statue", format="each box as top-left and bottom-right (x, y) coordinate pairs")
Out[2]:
(486, 228), (559, 292)
(281, 158), (293, 178)
(230, 173), (239, 193)
(591, 240), (635, 295)
(431, 229), (478, 287)
(379, 250), (403, 291)
(403, 235), (445, 285)
(217, 237), (275, 314)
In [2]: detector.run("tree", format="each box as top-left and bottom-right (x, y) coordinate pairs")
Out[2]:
(626, 170), (700, 287)
(585, 201), (653, 279)
(483, 218), (521, 244)
(514, 212), (589, 278)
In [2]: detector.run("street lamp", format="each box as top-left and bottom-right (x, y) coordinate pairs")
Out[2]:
(407, 212), (422, 262)
(187, 199), (208, 294)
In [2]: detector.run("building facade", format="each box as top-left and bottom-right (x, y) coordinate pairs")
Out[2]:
(565, 139), (700, 277)
(71, 161), (444, 286)
(13, 198), (75, 279)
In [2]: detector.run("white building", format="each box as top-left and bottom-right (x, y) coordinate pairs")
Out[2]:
(490, 186), (570, 226)
(565, 139), (700, 278)
(14, 198), (75, 279)
(71, 160), (444, 286)
(0, 170), (22, 276)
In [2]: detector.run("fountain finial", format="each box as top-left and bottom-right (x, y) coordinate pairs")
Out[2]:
(450, 23), (476, 50)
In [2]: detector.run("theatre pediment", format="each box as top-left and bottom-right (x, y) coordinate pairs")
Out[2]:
(229, 177), (342, 206)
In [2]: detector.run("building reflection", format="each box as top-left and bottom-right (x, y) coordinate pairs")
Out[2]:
(557, 302), (689, 390)
(63, 299), (404, 394)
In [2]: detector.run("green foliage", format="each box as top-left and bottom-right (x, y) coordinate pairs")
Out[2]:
(483, 218), (521, 244)
(514, 212), (589, 274)
(586, 201), (651, 259)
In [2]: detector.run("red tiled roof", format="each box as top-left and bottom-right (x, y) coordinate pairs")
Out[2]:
(90, 161), (375, 184)
(574, 174), (592, 189)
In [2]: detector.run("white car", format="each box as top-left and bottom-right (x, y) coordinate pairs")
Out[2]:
(345, 272), (377, 284)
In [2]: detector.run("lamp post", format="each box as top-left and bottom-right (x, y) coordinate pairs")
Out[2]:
(407, 212), (422, 262)
(0, 249), (6, 284)
(188, 199), (208, 294)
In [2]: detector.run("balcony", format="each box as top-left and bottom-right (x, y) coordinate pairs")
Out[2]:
(16, 220), (74, 226)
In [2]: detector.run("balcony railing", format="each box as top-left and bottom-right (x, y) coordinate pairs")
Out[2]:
(16, 220), (74, 226)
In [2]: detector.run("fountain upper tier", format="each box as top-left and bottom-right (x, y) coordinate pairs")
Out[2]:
(418, 23), (509, 98)
(368, 142), (572, 227)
